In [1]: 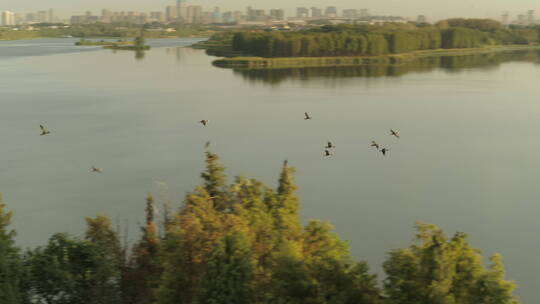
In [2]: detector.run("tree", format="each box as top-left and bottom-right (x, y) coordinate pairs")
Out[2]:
(124, 195), (162, 304)
(201, 151), (228, 210)
(272, 161), (302, 241)
(383, 222), (520, 304)
(84, 216), (123, 304)
(27, 233), (100, 304)
(0, 195), (26, 304)
(198, 232), (255, 304)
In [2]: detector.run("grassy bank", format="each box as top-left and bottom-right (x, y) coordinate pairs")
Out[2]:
(213, 45), (540, 69)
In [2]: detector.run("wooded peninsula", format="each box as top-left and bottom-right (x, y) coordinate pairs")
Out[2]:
(207, 19), (540, 68)
(0, 152), (520, 304)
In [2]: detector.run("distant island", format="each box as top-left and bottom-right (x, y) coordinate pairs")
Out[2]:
(201, 19), (540, 69)
(76, 36), (151, 51)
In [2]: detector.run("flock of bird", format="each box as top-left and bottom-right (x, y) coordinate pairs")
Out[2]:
(302, 112), (399, 157)
(38, 112), (400, 174)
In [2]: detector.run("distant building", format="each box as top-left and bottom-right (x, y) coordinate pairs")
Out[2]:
(150, 11), (166, 22)
(343, 9), (359, 18)
(527, 10), (535, 24)
(517, 14), (527, 25)
(501, 12), (510, 25)
(1, 11), (16, 26)
(166, 6), (178, 22)
(416, 15), (427, 23)
(270, 9), (285, 20)
(186, 5), (203, 23)
(37, 10), (48, 23)
(296, 7), (309, 18)
(325, 6), (338, 17)
(101, 9), (113, 23)
(311, 7), (323, 18)
(70, 12), (98, 24)
(246, 6), (268, 21)
(48, 9), (55, 23)
(359, 9), (370, 18)
(177, 0), (188, 22)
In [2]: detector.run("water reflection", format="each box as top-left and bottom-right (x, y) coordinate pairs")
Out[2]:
(165, 46), (203, 62)
(232, 50), (540, 85)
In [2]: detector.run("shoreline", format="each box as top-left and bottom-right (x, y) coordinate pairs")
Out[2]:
(212, 45), (540, 69)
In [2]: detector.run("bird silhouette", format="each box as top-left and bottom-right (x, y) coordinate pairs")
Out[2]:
(325, 141), (335, 149)
(304, 112), (312, 120)
(40, 124), (51, 136)
(91, 166), (104, 173)
(371, 141), (380, 150)
(390, 129), (400, 138)
(324, 149), (332, 157)
(200, 120), (208, 126)
(381, 148), (389, 156)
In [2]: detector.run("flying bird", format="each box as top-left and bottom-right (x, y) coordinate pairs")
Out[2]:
(39, 124), (51, 136)
(200, 120), (208, 126)
(325, 141), (335, 149)
(390, 129), (400, 138)
(304, 112), (312, 120)
(371, 141), (380, 150)
(381, 148), (389, 156)
(91, 166), (104, 173)
(324, 149), (332, 157)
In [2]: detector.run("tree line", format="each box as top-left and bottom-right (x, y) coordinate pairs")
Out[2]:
(230, 19), (540, 58)
(1, 152), (519, 304)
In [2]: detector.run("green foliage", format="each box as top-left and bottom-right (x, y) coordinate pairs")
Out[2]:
(0, 196), (26, 304)
(0, 154), (523, 304)
(230, 20), (538, 58)
(198, 232), (255, 304)
(123, 195), (162, 304)
(27, 233), (106, 304)
(383, 222), (519, 304)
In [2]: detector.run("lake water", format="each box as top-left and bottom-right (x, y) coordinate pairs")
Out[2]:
(1, 38), (540, 303)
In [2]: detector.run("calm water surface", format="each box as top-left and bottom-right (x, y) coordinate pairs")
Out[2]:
(1, 38), (540, 303)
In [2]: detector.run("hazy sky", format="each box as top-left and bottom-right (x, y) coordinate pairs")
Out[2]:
(2, 0), (540, 21)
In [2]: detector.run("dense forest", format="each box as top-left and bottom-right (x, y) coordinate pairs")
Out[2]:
(231, 19), (540, 57)
(1, 152), (519, 304)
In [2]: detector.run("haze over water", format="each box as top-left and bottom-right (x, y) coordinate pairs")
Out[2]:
(1, 38), (540, 303)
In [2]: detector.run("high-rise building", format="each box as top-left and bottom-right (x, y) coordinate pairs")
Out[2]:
(311, 7), (323, 18)
(325, 6), (337, 17)
(501, 12), (510, 25)
(166, 6), (178, 22)
(270, 9), (285, 20)
(101, 9), (113, 23)
(1, 11), (16, 26)
(37, 10), (48, 23)
(212, 7), (222, 23)
(177, 0), (188, 22)
(186, 5), (203, 23)
(527, 10), (535, 24)
(296, 7), (309, 18)
(48, 8), (55, 23)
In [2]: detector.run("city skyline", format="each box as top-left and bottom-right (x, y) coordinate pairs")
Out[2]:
(3, 0), (540, 21)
